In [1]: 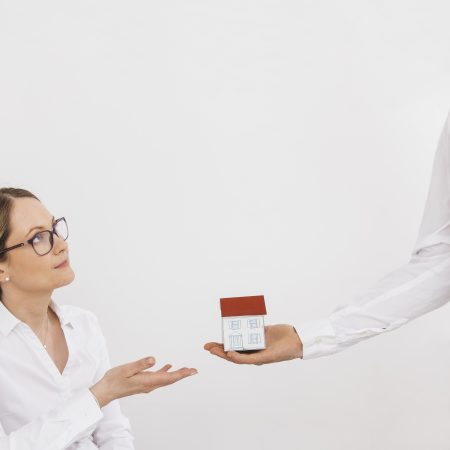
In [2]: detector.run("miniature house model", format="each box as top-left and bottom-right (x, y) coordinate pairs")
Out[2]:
(220, 295), (267, 352)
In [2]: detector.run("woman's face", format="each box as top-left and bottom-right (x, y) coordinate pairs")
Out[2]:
(0, 197), (75, 295)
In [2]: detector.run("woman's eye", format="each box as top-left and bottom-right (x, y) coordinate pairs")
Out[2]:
(32, 233), (44, 244)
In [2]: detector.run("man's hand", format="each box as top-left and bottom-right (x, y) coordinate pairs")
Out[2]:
(90, 357), (198, 408)
(204, 324), (303, 365)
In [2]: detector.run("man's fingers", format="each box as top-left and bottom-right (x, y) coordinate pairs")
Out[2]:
(208, 346), (230, 360)
(226, 351), (266, 365)
(204, 342), (223, 351)
(208, 346), (269, 365)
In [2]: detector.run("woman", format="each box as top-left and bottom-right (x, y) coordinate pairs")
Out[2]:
(0, 187), (197, 448)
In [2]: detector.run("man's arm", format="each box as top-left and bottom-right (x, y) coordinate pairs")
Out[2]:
(205, 244), (450, 363)
(298, 107), (450, 359)
(298, 243), (450, 359)
(204, 109), (450, 364)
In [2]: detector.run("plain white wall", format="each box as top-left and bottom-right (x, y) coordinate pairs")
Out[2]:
(1, 1), (450, 449)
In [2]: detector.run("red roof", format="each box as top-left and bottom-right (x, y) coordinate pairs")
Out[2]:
(220, 295), (267, 317)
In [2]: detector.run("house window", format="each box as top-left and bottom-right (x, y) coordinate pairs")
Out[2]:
(229, 319), (241, 330)
(248, 333), (261, 344)
(247, 318), (260, 329)
(230, 334), (243, 349)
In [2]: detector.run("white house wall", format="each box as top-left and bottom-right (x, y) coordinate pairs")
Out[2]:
(222, 315), (266, 351)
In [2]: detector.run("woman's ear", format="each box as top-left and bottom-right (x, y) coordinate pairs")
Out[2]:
(0, 263), (9, 283)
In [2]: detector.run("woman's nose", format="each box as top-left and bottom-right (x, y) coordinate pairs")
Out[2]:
(53, 233), (68, 254)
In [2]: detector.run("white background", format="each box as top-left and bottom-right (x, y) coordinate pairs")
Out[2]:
(1, 1), (450, 449)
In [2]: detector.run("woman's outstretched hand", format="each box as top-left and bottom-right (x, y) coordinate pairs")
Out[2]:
(90, 357), (198, 408)
(204, 324), (303, 365)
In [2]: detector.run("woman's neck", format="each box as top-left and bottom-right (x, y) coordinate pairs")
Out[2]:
(2, 289), (53, 331)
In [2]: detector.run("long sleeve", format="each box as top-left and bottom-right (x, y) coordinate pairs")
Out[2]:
(298, 243), (450, 359)
(298, 109), (450, 360)
(0, 389), (103, 449)
(91, 319), (135, 449)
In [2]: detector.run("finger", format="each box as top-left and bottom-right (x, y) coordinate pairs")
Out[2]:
(208, 346), (231, 360)
(165, 367), (198, 383)
(123, 357), (156, 377)
(226, 350), (268, 365)
(142, 367), (198, 389)
(204, 342), (223, 351)
(157, 364), (172, 373)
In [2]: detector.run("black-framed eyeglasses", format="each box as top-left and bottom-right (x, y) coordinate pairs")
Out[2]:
(0, 217), (69, 257)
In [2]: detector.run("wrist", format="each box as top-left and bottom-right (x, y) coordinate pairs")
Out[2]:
(90, 381), (111, 408)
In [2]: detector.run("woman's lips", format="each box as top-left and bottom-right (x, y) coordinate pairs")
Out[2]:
(55, 260), (69, 269)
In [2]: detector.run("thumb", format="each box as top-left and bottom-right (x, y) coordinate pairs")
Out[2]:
(123, 357), (155, 377)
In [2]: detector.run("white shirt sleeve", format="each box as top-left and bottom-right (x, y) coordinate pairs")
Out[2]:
(297, 109), (450, 360)
(0, 388), (104, 449)
(91, 318), (135, 449)
(298, 243), (450, 359)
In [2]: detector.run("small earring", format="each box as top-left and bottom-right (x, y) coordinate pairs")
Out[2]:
(4, 276), (9, 282)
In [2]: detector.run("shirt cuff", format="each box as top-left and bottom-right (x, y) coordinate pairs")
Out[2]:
(56, 389), (105, 444)
(88, 389), (102, 410)
(296, 318), (338, 360)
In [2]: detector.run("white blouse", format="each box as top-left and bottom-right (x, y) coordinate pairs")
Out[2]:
(298, 109), (450, 359)
(0, 300), (134, 449)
